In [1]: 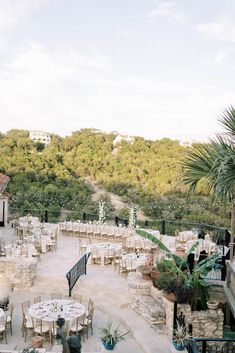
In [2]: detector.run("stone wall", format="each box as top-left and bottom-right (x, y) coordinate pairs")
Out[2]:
(129, 281), (166, 329)
(0, 257), (37, 290)
(129, 280), (224, 339)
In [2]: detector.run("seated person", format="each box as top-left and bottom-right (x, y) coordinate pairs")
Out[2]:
(67, 334), (82, 353)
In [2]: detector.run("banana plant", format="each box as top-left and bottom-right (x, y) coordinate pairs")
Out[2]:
(136, 229), (221, 310)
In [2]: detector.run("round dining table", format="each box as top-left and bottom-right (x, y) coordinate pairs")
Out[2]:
(4, 243), (37, 257)
(28, 299), (86, 335)
(24, 235), (53, 253)
(88, 243), (122, 266)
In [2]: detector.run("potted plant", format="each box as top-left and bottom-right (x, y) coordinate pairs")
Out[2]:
(155, 274), (178, 301)
(151, 259), (169, 285)
(173, 322), (191, 351)
(136, 229), (222, 310)
(173, 284), (194, 304)
(99, 320), (128, 350)
(206, 299), (219, 310)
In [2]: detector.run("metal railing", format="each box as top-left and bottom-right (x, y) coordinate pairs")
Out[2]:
(188, 338), (235, 353)
(8, 207), (230, 241)
(66, 252), (91, 297)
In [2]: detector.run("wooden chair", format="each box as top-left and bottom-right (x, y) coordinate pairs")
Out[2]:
(104, 250), (114, 265)
(0, 316), (7, 343)
(113, 252), (122, 271)
(21, 300), (30, 333)
(119, 259), (127, 276)
(91, 250), (101, 265)
(32, 318), (50, 340)
(6, 303), (13, 335)
(69, 313), (86, 341)
(21, 300), (30, 314)
(22, 312), (34, 342)
(87, 298), (94, 312)
(51, 292), (62, 300)
(33, 296), (41, 304)
(82, 307), (94, 339)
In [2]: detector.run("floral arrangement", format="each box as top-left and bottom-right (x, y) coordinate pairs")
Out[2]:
(129, 206), (138, 228)
(98, 200), (106, 223)
(22, 348), (39, 353)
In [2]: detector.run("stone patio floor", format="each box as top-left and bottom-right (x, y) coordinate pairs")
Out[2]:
(0, 225), (175, 353)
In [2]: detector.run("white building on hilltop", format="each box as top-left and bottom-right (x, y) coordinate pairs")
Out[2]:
(29, 130), (51, 146)
(113, 134), (134, 146)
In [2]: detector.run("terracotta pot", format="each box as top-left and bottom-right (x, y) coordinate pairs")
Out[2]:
(175, 248), (186, 258)
(207, 300), (219, 310)
(142, 273), (152, 280)
(164, 291), (177, 302)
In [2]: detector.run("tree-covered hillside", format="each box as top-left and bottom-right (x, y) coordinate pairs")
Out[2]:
(0, 129), (229, 226)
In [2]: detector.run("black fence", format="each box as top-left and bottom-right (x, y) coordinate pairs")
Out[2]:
(188, 338), (235, 353)
(8, 207), (230, 242)
(66, 252), (91, 297)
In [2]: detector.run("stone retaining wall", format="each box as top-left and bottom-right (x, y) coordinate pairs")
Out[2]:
(129, 280), (224, 339)
(0, 257), (37, 289)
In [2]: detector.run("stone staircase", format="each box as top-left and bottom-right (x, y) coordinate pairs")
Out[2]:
(129, 280), (168, 334)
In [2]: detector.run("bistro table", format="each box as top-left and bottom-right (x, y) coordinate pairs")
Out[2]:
(28, 299), (86, 336)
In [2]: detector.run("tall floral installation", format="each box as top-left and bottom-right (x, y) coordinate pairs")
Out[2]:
(98, 200), (106, 223)
(129, 206), (138, 228)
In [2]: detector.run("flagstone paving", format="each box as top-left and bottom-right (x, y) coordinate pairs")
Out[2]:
(0, 225), (175, 353)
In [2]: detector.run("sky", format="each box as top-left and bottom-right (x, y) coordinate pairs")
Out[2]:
(0, 0), (235, 142)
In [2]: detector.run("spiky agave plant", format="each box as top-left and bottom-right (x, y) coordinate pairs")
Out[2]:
(99, 319), (128, 346)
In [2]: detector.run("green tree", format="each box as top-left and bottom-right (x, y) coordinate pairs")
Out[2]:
(182, 106), (235, 261)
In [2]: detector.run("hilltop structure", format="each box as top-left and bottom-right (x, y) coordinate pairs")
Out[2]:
(113, 134), (134, 146)
(29, 130), (51, 146)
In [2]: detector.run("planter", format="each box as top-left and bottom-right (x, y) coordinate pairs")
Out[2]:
(207, 300), (219, 310)
(142, 273), (152, 280)
(102, 341), (117, 350)
(175, 248), (186, 258)
(164, 291), (177, 302)
(137, 266), (152, 281)
(150, 269), (161, 287)
(173, 341), (185, 351)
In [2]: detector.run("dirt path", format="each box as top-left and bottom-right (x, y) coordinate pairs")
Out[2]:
(89, 181), (150, 221)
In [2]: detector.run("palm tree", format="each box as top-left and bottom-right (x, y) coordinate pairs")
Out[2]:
(182, 106), (235, 261)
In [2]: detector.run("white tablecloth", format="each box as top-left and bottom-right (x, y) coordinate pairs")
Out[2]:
(88, 243), (122, 265)
(122, 253), (147, 270)
(5, 243), (37, 257)
(178, 231), (198, 242)
(24, 235), (52, 253)
(125, 236), (152, 250)
(28, 299), (85, 333)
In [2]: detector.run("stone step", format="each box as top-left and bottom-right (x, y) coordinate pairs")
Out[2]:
(131, 294), (166, 327)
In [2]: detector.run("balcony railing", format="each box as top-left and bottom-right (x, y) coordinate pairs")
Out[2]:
(188, 338), (235, 353)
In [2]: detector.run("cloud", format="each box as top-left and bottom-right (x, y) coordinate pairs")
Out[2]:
(0, 0), (43, 32)
(198, 17), (235, 42)
(144, 2), (186, 22)
(0, 41), (226, 142)
(115, 28), (136, 38)
(208, 49), (235, 70)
